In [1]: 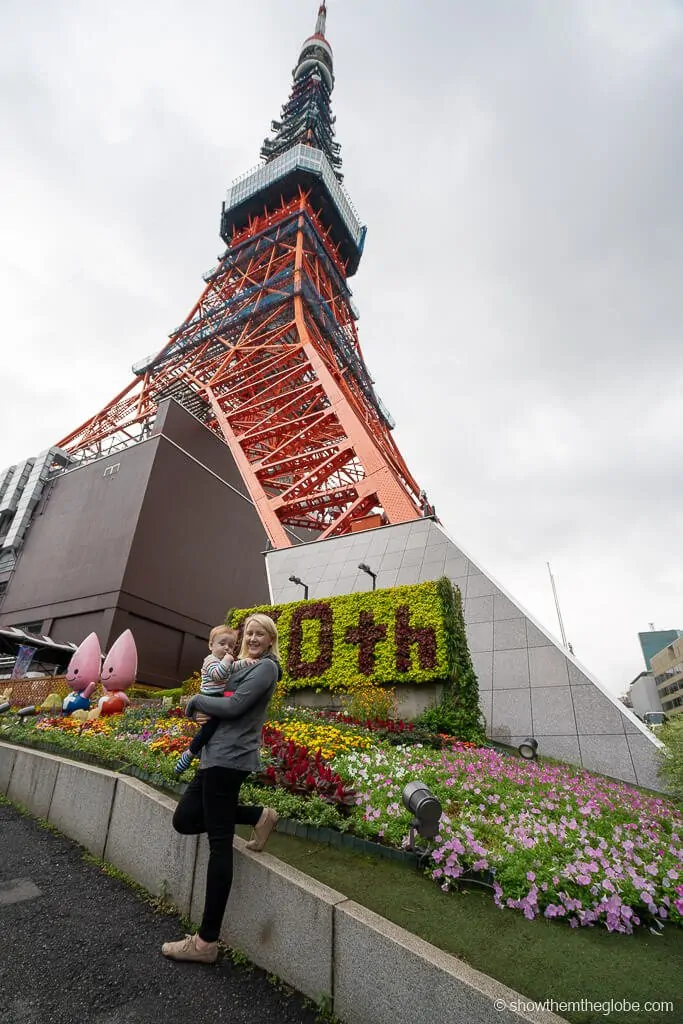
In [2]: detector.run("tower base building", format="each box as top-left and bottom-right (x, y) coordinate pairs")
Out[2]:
(0, 402), (270, 686)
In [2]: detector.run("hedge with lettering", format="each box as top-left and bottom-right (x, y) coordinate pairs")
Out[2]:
(227, 579), (456, 693)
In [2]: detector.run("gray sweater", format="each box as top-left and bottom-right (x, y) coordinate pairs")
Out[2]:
(186, 654), (280, 772)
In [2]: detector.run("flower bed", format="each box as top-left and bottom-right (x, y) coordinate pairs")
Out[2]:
(260, 726), (355, 808)
(270, 720), (374, 760)
(333, 743), (682, 934)
(3, 702), (681, 935)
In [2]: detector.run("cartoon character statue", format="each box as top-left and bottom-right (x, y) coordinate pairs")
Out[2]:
(97, 629), (137, 716)
(62, 633), (101, 715)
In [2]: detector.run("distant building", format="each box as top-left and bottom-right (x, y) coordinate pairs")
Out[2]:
(628, 670), (664, 720)
(0, 449), (71, 600)
(653, 636), (683, 719)
(639, 629), (683, 671)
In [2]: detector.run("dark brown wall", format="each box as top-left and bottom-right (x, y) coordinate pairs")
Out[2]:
(0, 401), (271, 687)
(0, 443), (156, 616)
(109, 608), (208, 687)
(122, 420), (269, 628)
(48, 609), (116, 649)
(152, 401), (252, 493)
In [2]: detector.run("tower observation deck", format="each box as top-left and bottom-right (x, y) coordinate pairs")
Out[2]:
(57, 4), (426, 547)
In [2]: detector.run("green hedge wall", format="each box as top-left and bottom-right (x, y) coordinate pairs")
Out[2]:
(228, 579), (455, 693)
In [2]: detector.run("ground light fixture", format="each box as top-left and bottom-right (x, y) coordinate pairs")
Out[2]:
(402, 781), (443, 854)
(518, 737), (539, 760)
(0, 701), (10, 714)
(357, 563), (377, 590)
(288, 575), (309, 600)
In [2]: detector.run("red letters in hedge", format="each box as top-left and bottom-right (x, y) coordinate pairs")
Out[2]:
(283, 602), (437, 678)
(287, 603), (334, 678)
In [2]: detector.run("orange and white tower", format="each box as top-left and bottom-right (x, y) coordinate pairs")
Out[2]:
(57, 4), (426, 547)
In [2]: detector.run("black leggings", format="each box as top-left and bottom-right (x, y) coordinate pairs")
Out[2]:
(172, 767), (262, 942)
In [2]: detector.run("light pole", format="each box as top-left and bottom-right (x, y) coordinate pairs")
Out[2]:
(288, 575), (309, 600)
(358, 563), (377, 591)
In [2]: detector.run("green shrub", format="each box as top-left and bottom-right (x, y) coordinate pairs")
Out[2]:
(659, 716), (683, 805)
(413, 578), (485, 745)
(181, 672), (201, 697)
(127, 685), (183, 703)
(338, 680), (398, 722)
(239, 782), (348, 831)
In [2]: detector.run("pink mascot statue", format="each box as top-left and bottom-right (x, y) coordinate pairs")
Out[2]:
(97, 629), (137, 716)
(62, 632), (102, 715)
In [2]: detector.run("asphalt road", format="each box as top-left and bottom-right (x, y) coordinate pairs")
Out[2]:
(0, 802), (320, 1024)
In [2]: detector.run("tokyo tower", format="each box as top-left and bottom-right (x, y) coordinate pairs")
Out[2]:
(58, 5), (427, 548)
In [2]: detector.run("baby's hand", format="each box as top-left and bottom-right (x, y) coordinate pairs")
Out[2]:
(244, 658), (259, 665)
(221, 652), (235, 665)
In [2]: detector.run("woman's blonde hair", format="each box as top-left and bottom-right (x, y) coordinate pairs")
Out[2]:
(238, 613), (280, 661)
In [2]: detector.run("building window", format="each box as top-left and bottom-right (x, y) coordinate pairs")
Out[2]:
(14, 621), (44, 636)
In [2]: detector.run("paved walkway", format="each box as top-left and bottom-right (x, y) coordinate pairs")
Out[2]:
(0, 803), (319, 1024)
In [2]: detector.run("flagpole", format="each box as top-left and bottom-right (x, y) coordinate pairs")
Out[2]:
(547, 562), (568, 650)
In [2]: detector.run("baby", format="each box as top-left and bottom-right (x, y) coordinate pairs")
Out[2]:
(175, 625), (255, 774)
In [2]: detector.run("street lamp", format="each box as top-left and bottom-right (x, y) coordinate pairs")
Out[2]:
(402, 781), (443, 851)
(288, 575), (309, 600)
(358, 563), (377, 591)
(518, 737), (538, 760)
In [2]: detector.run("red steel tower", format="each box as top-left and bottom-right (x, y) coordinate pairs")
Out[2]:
(58, 5), (426, 547)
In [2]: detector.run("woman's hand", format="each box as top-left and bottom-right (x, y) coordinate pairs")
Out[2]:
(195, 712), (211, 726)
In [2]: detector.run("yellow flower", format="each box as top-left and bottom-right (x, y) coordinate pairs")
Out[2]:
(268, 720), (372, 760)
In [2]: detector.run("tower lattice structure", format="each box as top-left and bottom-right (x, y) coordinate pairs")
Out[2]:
(58, 5), (427, 547)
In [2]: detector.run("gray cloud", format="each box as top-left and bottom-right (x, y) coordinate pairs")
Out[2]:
(1, 0), (681, 693)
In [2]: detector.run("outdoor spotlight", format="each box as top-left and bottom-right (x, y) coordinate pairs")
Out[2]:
(402, 781), (443, 848)
(0, 701), (10, 714)
(288, 575), (309, 600)
(518, 737), (538, 761)
(358, 563), (377, 591)
(17, 705), (38, 718)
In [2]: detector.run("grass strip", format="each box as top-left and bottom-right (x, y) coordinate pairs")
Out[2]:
(235, 826), (682, 1024)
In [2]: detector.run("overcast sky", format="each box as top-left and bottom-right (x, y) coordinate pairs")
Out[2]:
(1, 0), (681, 696)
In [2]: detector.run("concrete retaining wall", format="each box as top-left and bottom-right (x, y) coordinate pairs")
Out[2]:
(0, 740), (17, 793)
(104, 775), (198, 915)
(0, 741), (566, 1024)
(334, 901), (562, 1024)
(48, 759), (118, 858)
(7, 746), (61, 818)
(192, 835), (347, 1001)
